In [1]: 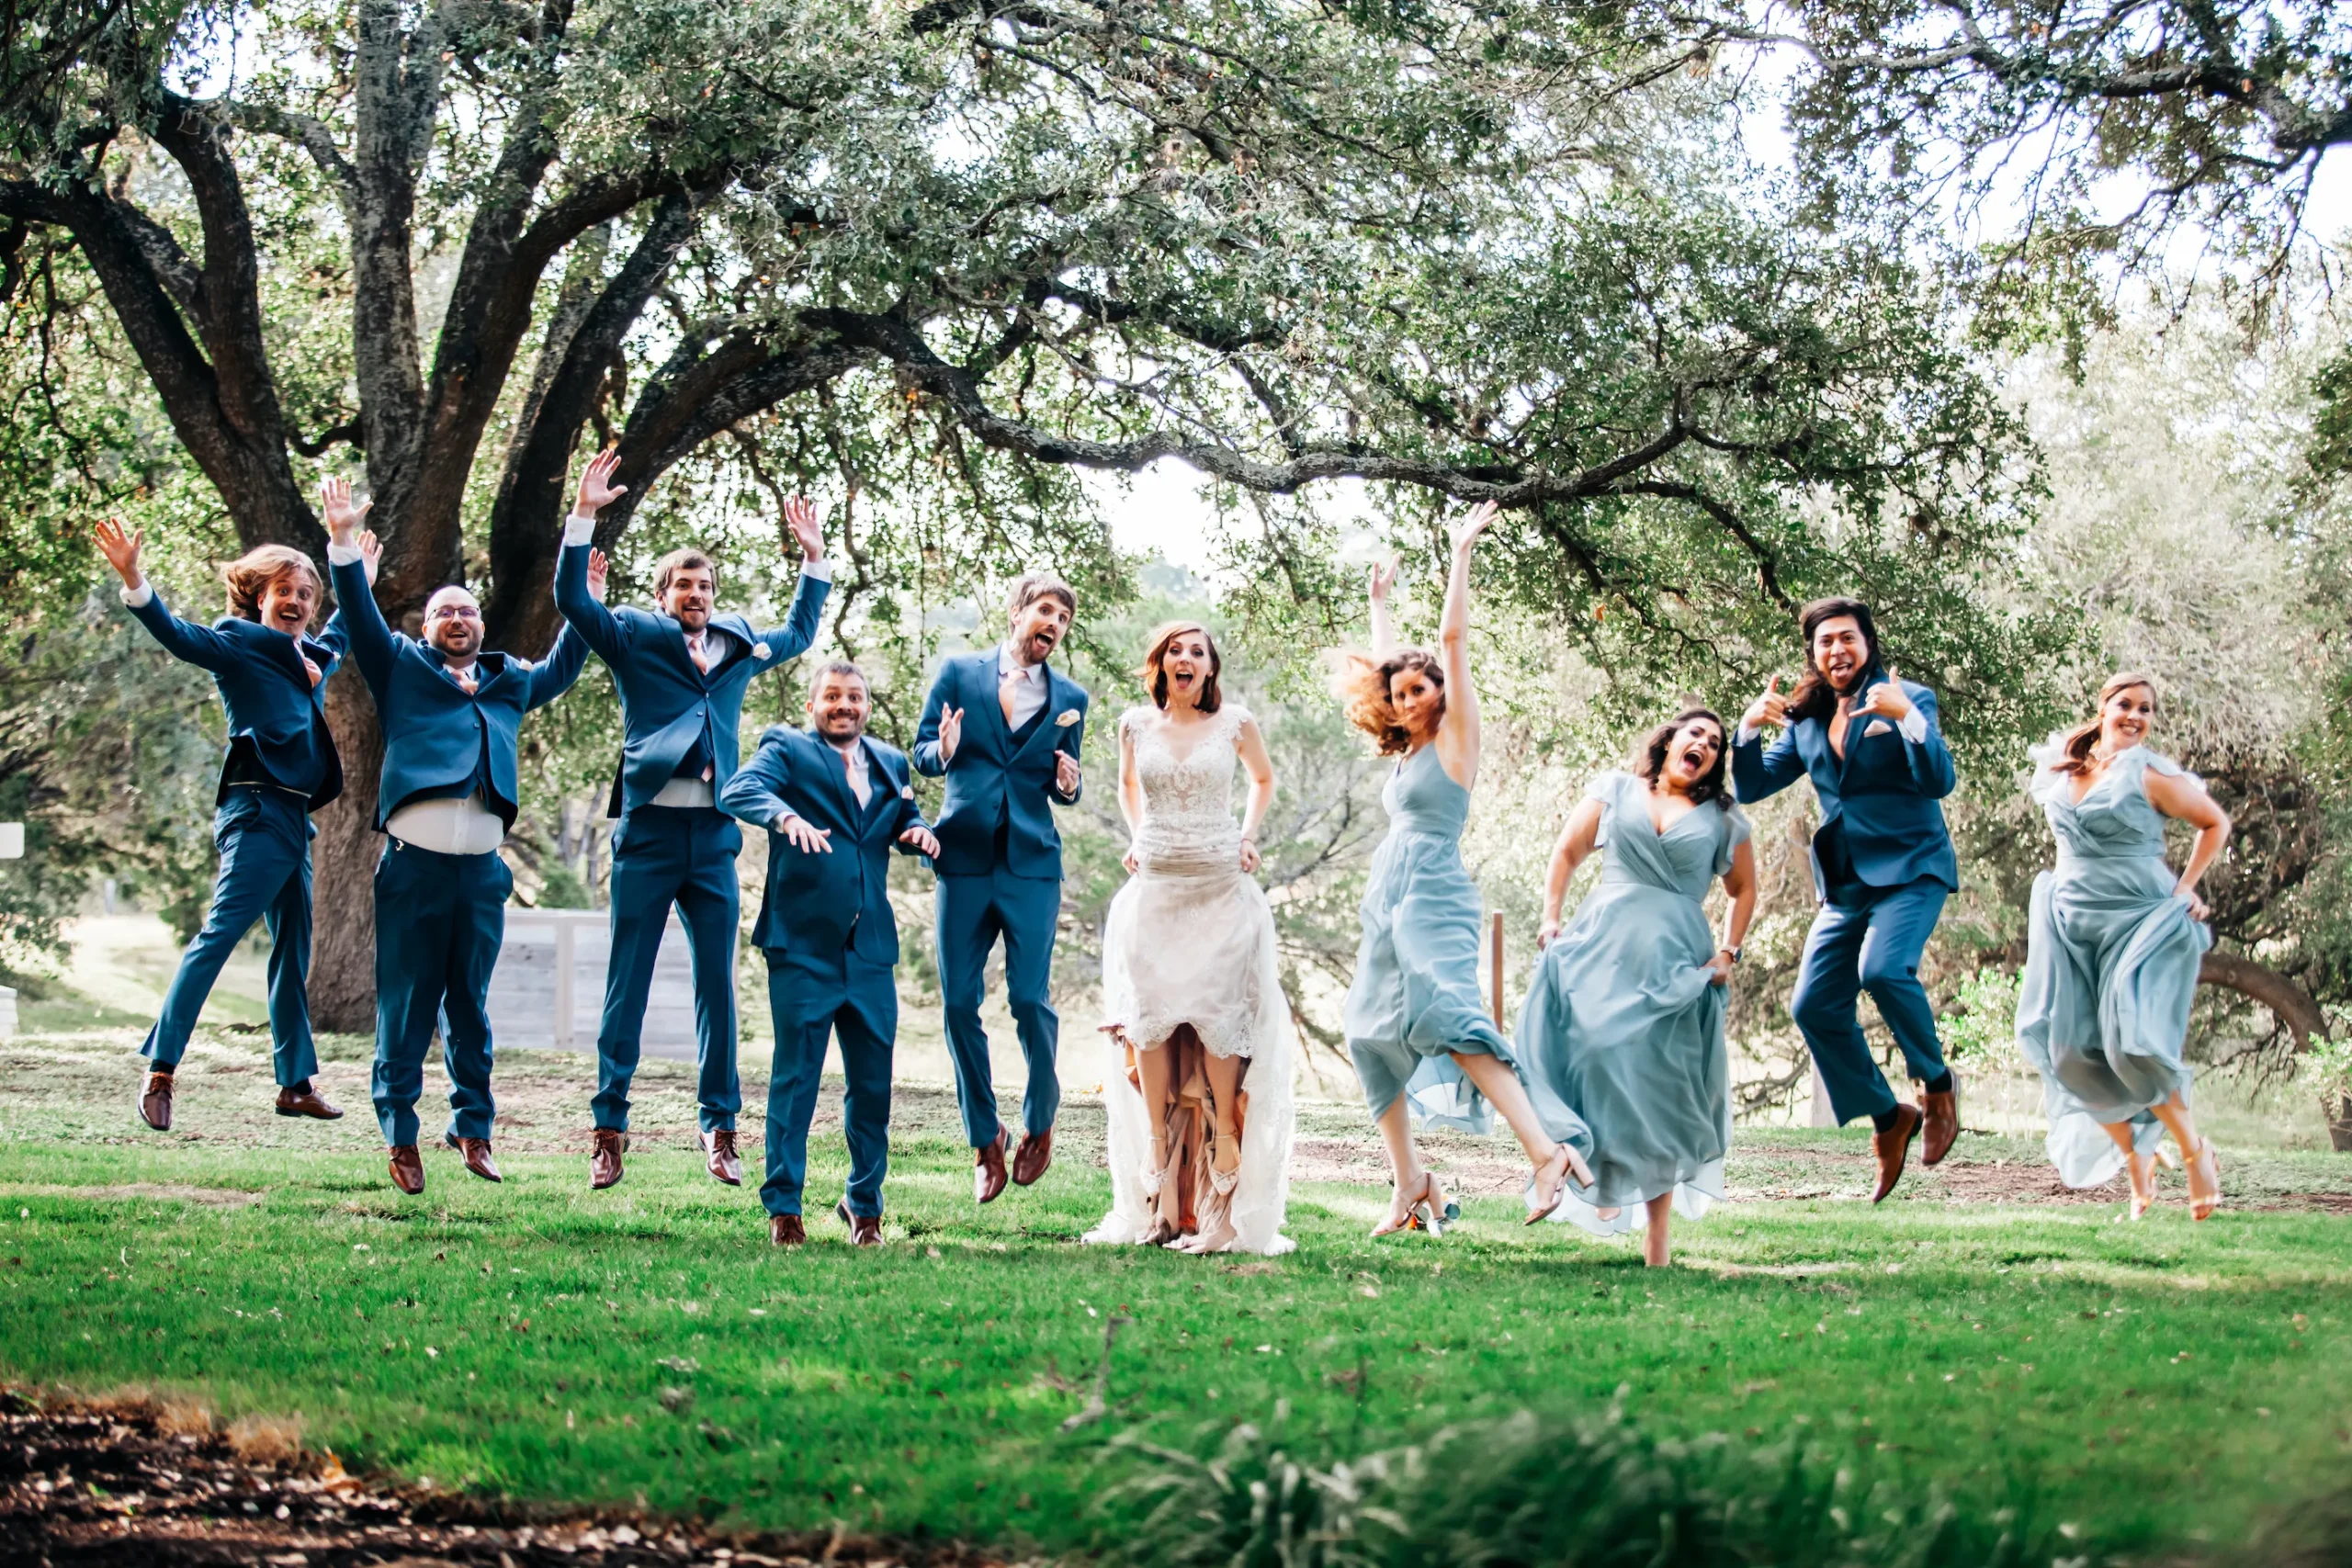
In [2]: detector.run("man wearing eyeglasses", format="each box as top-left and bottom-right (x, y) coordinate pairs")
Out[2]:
(322, 478), (594, 1195)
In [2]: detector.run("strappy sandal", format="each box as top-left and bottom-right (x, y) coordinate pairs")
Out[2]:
(1374, 1172), (1437, 1237)
(1526, 1145), (1576, 1226)
(2124, 1148), (2158, 1222)
(2184, 1136), (2222, 1222)
(1140, 1135), (1182, 1247)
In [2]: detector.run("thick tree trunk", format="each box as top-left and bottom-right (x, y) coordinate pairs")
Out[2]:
(309, 670), (384, 1035)
(2328, 1095), (2352, 1155)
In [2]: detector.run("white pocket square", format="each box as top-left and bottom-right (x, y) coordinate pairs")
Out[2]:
(1054, 709), (1081, 728)
(899, 784), (914, 799)
(752, 641), (773, 660)
(1863, 718), (1894, 737)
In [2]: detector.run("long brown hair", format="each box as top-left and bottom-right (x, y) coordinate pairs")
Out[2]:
(1787, 596), (1881, 724)
(1324, 646), (1441, 756)
(1632, 707), (1733, 808)
(221, 546), (321, 626)
(2053, 671), (2159, 777)
(1136, 621), (1224, 713)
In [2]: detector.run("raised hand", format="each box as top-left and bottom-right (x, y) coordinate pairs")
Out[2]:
(899, 824), (941, 858)
(356, 529), (382, 587)
(1741, 675), (1789, 734)
(1858, 670), (1916, 724)
(780, 494), (825, 563)
(571, 447), (627, 520)
(586, 547), (609, 603)
(320, 475), (371, 544)
(781, 816), (832, 854)
(935, 705), (964, 763)
(93, 517), (144, 588)
(1368, 554), (1400, 604)
(1450, 499), (1500, 555)
(1055, 749), (1082, 795)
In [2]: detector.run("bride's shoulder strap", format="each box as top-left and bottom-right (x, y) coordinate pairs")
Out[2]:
(1221, 700), (1253, 734)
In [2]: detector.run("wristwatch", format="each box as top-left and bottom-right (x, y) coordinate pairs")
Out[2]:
(1720, 944), (1741, 964)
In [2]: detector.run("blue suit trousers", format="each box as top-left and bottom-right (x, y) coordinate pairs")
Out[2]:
(934, 869), (1061, 1147)
(371, 840), (510, 1147)
(594, 805), (741, 1134)
(761, 947), (895, 1218)
(141, 788), (317, 1086)
(1790, 874), (1951, 1124)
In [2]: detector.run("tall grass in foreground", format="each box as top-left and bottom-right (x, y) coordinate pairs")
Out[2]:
(1095, 1405), (2070, 1568)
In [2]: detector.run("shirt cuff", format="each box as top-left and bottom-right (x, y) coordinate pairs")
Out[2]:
(799, 556), (831, 583)
(119, 579), (153, 609)
(562, 515), (596, 547)
(1898, 706), (1928, 744)
(1736, 719), (1759, 744)
(325, 542), (363, 568)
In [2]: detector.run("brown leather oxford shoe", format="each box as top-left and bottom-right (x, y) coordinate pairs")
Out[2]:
(1872, 1102), (1924, 1204)
(974, 1129), (1009, 1205)
(1920, 1083), (1960, 1167)
(769, 1213), (807, 1247)
(834, 1199), (883, 1247)
(275, 1082), (344, 1120)
(388, 1144), (424, 1196)
(138, 1071), (174, 1132)
(1012, 1127), (1054, 1187)
(444, 1132), (502, 1183)
(590, 1128), (628, 1190)
(700, 1127), (742, 1186)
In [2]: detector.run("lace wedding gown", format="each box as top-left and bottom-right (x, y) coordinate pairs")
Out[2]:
(1086, 704), (1295, 1255)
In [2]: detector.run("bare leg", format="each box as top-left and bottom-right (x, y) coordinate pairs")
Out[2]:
(2147, 1091), (2219, 1217)
(1372, 1096), (1433, 1235)
(1452, 1051), (1593, 1218)
(1643, 1193), (1672, 1267)
(1134, 1036), (1182, 1242)
(1180, 1051), (1249, 1253)
(2100, 1118), (2157, 1217)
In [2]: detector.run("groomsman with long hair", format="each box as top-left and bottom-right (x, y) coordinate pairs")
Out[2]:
(95, 517), (351, 1132)
(557, 450), (831, 1191)
(318, 477), (594, 1195)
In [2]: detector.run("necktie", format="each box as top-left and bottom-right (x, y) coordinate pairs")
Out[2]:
(449, 664), (477, 694)
(1000, 665), (1022, 726)
(688, 633), (712, 675)
(301, 656), (322, 688)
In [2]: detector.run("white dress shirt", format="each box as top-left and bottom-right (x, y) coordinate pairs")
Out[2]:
(996, 644), (1049, 729)
(1738, 693), (1928, 748)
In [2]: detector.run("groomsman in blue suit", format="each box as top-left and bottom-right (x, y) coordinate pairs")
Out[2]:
(94, 517), (349, 1132)
(720, 661), (939, 1246)
(1733, 596), (1961, 1202)
(319, 478), (592, 1195)
(913, 575), (1089, 1203)
(557, 449), (831, 1191)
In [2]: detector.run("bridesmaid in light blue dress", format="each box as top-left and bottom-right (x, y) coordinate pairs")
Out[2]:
(2016, 672), (2231, 1219)
(1329, 502), (1593, 1237)
(1517, 712), (1758, 1267)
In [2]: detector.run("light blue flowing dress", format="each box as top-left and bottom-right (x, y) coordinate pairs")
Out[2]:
(2015, 742), (2211, 1188)
(1518, 772), (1746, 1235)
(1344, 743), (1517, 1134)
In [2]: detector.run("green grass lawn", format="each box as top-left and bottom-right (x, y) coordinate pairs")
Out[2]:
(3, 1028), (2350, 1560)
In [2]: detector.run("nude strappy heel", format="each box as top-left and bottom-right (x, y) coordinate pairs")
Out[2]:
(2184, 1136), (2222, 1222)
(2124, 1148), (2158, 1221)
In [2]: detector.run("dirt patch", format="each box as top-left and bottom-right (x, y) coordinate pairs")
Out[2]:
(0, 1183), (269, 1208)
(0, 1394), (1022, 1566)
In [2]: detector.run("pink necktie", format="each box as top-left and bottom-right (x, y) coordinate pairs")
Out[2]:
(689, 634), (712, 675)
(450, 665), (477, 694)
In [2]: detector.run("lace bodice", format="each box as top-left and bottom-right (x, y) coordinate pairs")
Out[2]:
(1126, 705), (1248, 851)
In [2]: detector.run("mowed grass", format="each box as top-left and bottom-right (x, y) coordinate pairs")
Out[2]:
(2, 1031), (2351, 1558)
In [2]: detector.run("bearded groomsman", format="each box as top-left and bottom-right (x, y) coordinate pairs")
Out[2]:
(321, 478), (593, 1194)
(1733, 596), (1961, 1204)
(721, 661), (939, 1246)
(914, 575), (1088, 1204)
(557, 449), (831, 1191)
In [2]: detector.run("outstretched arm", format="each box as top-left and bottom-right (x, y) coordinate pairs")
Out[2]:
(526, 621), (593, 711)
(1433, 502), (1496, 787)
(754, 494), (834, 660)
(555, 451), (629, 663)
(96, 516), (240, 671)
(1367, 555), (1400, 656)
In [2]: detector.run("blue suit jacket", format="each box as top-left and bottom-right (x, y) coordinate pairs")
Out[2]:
(331, 557), (589, 829)
(127, 588), (348, 810)
(553, 539), (829, 816)
(1731, 667), (1959, 895)
(912, 650), (1087, 879)
(721, 726), (929, 964)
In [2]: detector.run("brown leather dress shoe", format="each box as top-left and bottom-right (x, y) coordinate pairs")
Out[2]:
(700, 1127), (742, 1186)
(974, 1130), (1009, 1205)
(590, 1128), (628, 1190)
(388, 1145), (424, 1196)
(834, 1199), (883, 1247)
(275, 1083), (344, 1120)
(1871, 1102), (1924, 1203)
(444, 1132), (502, 1183)
(1012, 1127), (1054, 1187)
(1920, 1082), (1960, 1166)
(138, 1071), (174, 1132)
(769, 1213), (807, 1247)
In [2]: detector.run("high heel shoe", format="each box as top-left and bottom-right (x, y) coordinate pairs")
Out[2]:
(2184, 1136), (2222, 1222)
(1180, 1162), (1241, 1254)
(1374, 1172), (1442, 1237)
(1525, 1145), (1576, 1226)
(1140, 1136), (1182, 1247)
(2124, 1148), (2158, 1221)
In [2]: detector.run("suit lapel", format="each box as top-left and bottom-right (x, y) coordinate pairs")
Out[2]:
(856, 739), (898, 836)
(972, 651), (1015, 758)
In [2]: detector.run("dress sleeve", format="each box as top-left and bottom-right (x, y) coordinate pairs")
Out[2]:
(2025, 732), (2075, 808)
(2132, 748), (2198, 794)
(1713, 800), (1754, 876)
(1582, 770), (1625, 848)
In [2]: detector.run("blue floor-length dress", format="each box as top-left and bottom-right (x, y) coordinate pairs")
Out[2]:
(1518, 771), (1747, 1235)
(2015, 742), (2210, 1188)
(1344, 743), (1519, 1134)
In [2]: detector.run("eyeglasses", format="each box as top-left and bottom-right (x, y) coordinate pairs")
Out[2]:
(427, 604), (482, 622)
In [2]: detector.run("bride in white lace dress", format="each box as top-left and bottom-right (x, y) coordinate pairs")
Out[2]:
(1086, 622), (1295, 1256)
